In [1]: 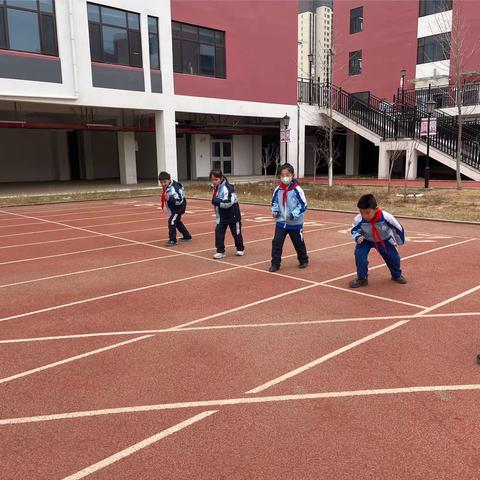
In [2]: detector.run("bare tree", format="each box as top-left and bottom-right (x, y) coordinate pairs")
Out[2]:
(261, 143), (278, 186)
(310, 128), (342, 184)
(386, 141), (410, 193)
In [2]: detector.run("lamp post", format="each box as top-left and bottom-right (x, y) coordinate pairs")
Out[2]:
(308, 53), (314, 105)
(425, 97), (436, 189)
(282, 114), (290, 164)
(400, 68), (406, 112)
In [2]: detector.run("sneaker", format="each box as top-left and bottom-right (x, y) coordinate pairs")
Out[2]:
(165, 240), (177, 247)
(349, 277), (368, 288)
(213, 252), (226, 259)
(392, 275), (407, 284)
(236, 250), (245, 256)
(180, 237), (192, 242)
(298, 262), (309, 269)
(268, 265), (280, 272)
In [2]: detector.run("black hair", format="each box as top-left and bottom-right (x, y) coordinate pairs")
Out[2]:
(209, 169), (224, 180)
(158, 171), (171, 181)
(357, 194), (378, 210)
(279, 163), (294, 175)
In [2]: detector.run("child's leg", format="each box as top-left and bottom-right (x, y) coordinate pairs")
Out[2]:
(288, 228), (308, 265)
(354, 240), (373, 278)
(271, 226), (288, 267)
(176, 214), (192, 239)
(168, 213), (179, 242)
(228, 221), (244, 252)
(378, 241), (402, 279)
(215, 223), (228, 253)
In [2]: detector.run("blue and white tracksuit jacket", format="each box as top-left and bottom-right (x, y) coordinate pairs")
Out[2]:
(271, 181), (308, 230)
(164, 181), (187, 215)
(212, 179), (241, 225)
(351, 210), (405, 279)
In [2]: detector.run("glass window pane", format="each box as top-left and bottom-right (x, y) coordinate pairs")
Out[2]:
(173, 38), (182, 72)
(101, 6), (126, 28)
(40, 13), (57, 55)
(182, 40), (198, 74)
(148, 16), (158, 34)
(199, 27), (214, 44)
(212, 142), (220, 157)
(172, 21), (181, 38)
(222, 142), (231, 157)
(215, 31), (224, 46)
(102, 25), (129, 65)
(215, 46), (225, 78)
(181, 24), (198, 41)
(7, 8), (41, 53)
(212, 160), (221, 170)
(39, 0), (53, 13)
(127, 12), (139, 31)
(0, 7), (6, 49)
(7, 0), (37, 10)
(89, 22), (102, 61)
(87, 3), (100, 22)
(149, 33), (160, 69)
(223, 160), (232, 174)
(200, 43), (214, 76)
(128, 29), (142, 67)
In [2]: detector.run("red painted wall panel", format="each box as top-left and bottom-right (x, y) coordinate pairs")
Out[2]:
(171, 0), (298, 105)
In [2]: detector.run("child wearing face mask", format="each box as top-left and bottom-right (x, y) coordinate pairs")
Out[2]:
(269, 163), (309, 272)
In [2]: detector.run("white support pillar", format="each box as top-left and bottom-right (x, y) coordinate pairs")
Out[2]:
(155, 109), (178, 180)
(378, 146), (390, 179)
(405, 147), (418, 180)
(117, 132), (137, 185)
(80, 131), (95, 180)
(345, 131), (360, 176)
(297, 113), (306, 179)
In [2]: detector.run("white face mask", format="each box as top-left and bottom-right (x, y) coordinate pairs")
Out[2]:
(281, 176), (292, 185)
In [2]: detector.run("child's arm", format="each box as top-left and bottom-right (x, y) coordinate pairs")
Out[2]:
(289, 186), (307, 219)
(213, 185), (236, 208)
(351, 214), (364, 243)
(167, 185), (180, 209)
(271, 187), (280, 217)
(383, 211), (405, 245)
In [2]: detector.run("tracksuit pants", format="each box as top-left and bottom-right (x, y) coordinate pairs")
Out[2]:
(215, 221), (244, 253)
(271, 226), (308, 267)
(168, 212), (191, 242)
(355, 239), (402, 279)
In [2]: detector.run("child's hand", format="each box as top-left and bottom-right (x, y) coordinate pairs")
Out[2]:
(357, 236), (364, 244)
(272, 212), (279, 218)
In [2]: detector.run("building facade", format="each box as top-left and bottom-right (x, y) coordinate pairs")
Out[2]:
(0, 0), (299, 185)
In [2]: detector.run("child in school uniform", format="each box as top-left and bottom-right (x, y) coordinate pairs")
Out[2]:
(159, 171), (192, 247)
(350, 193), (407, 288)
(210, 169), (245, 259)
(269, 163), (309, 272)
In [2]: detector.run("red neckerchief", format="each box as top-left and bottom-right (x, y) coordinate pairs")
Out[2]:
(369, 208), (386, 250)
(279, 180), (297, 207)
(161, 181), (171, 210)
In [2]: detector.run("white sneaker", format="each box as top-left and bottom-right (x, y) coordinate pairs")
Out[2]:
(236, 250), (245, 256)
(213, 252), (226, 259)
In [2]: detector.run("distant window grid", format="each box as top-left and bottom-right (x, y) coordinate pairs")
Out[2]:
(172, 21), (225, 78)
(417, 33), (450, 64)
(419, 0), (452, 17)
(349, 49), (362, 75)
(87, 2), (142, 68)
(0, 0), (58, 56)
(350, 6), (363, 34)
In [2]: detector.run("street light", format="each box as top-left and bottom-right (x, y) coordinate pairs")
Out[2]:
(282, 114), (290, 163)
(400, 68), (406, 111)
(425, 98), (436, 189)
(308, 53), (314, 105)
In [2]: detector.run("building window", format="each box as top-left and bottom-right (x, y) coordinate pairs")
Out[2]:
(349, 50), (362, 75)
(172, 21), (225, 78)
(419, 0), (452, 17)
(87, 3), (142, 67)
(0, 0), (58, 55)
(417, 33), (450, 64)
(350, 6), (363, 34)
(148, 16), (159, 69)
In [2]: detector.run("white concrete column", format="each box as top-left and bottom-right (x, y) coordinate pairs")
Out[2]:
(378, 146), (390, 179)
(51, 131), (70, 181)
(252, 135), (263, 175)
(155, 109), (178, 180)
(117, 132), (137, 185)
(405, 147), (418, 180)
(345, 131), (360, 176)
(80, 131), (95, 180)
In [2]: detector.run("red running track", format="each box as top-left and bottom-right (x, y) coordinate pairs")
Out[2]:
(0, 196), (479, 479)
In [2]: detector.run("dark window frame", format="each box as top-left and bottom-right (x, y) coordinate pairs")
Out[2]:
(87, 2), (142, 68)
(148, 15), (160, 70)
(417, 33), (450, 64)
(349, 6), (363, 34)
(172, 21), (225, 79)
(419, 0), (452, 17)
(349, 49), (362, 75)
(0, 0), (58, 56)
